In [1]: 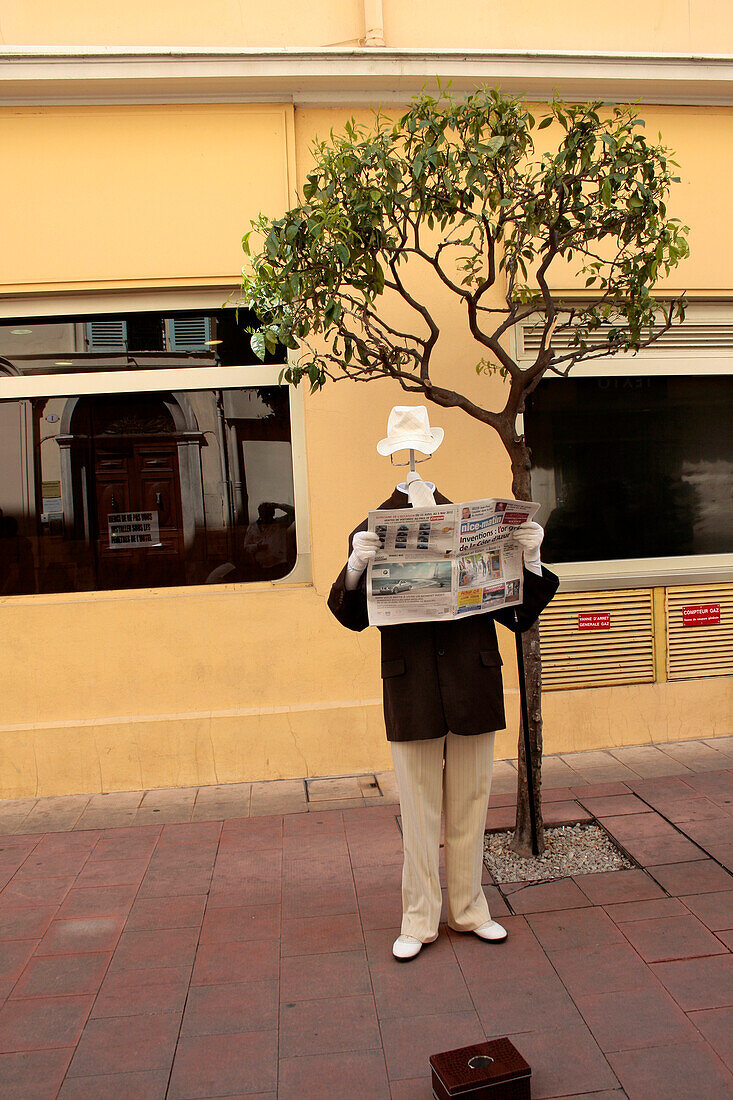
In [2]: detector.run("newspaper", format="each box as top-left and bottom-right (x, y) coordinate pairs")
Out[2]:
(366, 498), (539, 626)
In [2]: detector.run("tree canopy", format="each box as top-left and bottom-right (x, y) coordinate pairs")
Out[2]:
(240, 86), (689, 449)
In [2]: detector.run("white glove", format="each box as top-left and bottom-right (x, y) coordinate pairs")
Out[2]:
(513, 520), (544, 576)
(406, 470), (436, 508)
(345, 531), (381, 589)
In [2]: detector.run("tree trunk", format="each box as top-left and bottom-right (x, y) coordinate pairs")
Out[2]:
(508, 437), (546, 858)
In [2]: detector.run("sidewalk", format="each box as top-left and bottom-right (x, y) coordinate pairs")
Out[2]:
(0, 737), (731, 1098)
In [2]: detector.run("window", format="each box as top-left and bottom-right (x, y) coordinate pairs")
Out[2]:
(525, 375), (733, 565)
(0, 308), (301, 595)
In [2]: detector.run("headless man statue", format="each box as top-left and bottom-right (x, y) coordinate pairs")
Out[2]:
(328, 407), (559, 960)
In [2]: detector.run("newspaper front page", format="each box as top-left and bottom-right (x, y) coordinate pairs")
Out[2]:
(366, 498), (539, 627)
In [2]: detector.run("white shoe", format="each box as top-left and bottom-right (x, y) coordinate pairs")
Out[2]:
(392, 934), (423, 960)
(473, 920), (508, 942)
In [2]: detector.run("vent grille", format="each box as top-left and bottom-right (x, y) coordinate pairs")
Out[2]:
(667, 584), (733, 681)
(519, 321), (733, 359)
(539, 589), (655, 690)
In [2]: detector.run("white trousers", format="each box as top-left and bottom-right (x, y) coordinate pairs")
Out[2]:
(390, 731), (495, 942)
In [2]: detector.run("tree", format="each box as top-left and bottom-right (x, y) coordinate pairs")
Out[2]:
(239, 87), (689, 856)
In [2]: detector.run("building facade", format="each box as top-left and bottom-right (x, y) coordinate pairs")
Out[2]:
(0, 1), (731, 798)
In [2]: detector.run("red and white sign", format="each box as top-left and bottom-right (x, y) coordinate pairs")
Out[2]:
(682, 604), (721, 627)
(578, 612), (611, 631)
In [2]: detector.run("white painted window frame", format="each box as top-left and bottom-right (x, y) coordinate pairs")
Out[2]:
(0, 288), (312, 590)
(513, 301), (733, 593)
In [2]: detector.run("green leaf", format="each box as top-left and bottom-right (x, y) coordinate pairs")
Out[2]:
(250, 331), (266, 361)
(537, 117), (553, 130)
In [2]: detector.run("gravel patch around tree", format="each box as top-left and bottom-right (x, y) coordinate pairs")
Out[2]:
(483, 823), (634, 884)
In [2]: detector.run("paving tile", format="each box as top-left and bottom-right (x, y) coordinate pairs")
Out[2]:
(658, 741), (731, 772)
(577, 793), (653, 817)
(689, 1007), (733, 1070)
(572, 868), (664, 906)
(0, 1047), (74, 1098)
(389, 1078), (432, 1099)
(380, 1011), (485, 1081)
(472, 971), (584, 1036)
(569, 782), (633, 799)
(680, 889), (733, 930)
(0, 905), (56, 943)
(191, 938), (279, 985)
(280, 994), (381, 1057)
(615, 833), (706, 866)
(73, 858), (150, 890)
(278, 1049), (390, 1100)
(181, 979), (277, 1036)
(167, 1030), (277, 1098)
(609, 746), (692, 777)
(13, 952), (110, 999)
(91, 964), (191, 1019)
(575, 986), (701, 1052)
(250, 780), (306, 817)
(508, 1026), (619, 1099)
(219, 820), (282, 852)
(375, 770), (400, 802)
(527, 907), (624, 952)
(56, 884), (139, 920)
(35, 917), (125, 957)
(619, 913), (728, 963)
(307, 776), (363, 801)
(88, 834), (159, 862)
(547, 940), (659, 998)
(124, 894), (207, 932)
(137, 868), (213, 900)
(280, 949), (371, 1002)
(541, 800), (593, 825)
(16, 797), (89, 833)
(608, 1040), (733, 1099)
(506, 878), (590, 914)
(282, 880), (357, 920)
(652, 955), (733, 1011)
(604, 897), (687, 924)
(353, 861), (404, 897)
(57, 1069), (170, 1099)
(109, 926), (199, 972)
(281, 913), (364, 957)
(665, 796), (731, 824)
(371, 953), (474, 1021)
(69, 1011), (181, 1077)
(716, 928), (733, 949)
(157, 821), (222, 846)
(0, 993), (93, 1052)
(649, 859), (733, 896)
(306, 797), (367, 812)
(0, 800), (38, 835)
(282, 811), (344, 836)
(0, 875), (74, 909)
(0, 939), (36, 982)
(199, 904), (280, 944)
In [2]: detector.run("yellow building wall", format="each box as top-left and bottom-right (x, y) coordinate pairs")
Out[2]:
(1, 99), (731, 798)
(2, 0), (730, 53)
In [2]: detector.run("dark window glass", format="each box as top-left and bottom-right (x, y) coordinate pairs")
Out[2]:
(0, 386), (296, 594)
(525, 376), (733, 563)
(0, 308), (281, 375)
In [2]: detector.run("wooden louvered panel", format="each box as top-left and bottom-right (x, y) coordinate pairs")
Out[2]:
(86, 319), (127, 350)
(667, 584), (733, 681)
(539, 589), (654, 691)
(168, 316), (210, 350)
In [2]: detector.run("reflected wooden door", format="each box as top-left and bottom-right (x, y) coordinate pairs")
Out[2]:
(94, 439), (185, 590)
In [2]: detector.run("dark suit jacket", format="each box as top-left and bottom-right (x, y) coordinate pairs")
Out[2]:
(328, 487), (560, 742)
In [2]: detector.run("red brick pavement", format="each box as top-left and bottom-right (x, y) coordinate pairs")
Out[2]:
(0, 770), (731, 1098)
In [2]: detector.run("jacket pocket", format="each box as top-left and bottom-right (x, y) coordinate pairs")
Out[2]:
(480, 650), (503, 668)
(381, 657), (406, 678)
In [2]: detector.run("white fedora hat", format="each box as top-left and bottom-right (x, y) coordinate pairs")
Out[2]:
(376, 405), (444, 457)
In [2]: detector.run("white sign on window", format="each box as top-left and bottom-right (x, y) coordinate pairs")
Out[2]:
(108, 511), (162, 548)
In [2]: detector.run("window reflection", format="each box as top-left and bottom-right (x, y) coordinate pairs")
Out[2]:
(525, 377), (733, 563)
(0, 386), (296, 594)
